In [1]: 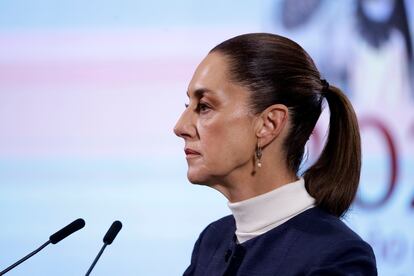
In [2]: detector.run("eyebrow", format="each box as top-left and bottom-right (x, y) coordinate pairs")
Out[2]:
(186, 88), (213, 98)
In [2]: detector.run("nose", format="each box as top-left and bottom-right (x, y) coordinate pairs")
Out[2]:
(173, 108), (196, 139)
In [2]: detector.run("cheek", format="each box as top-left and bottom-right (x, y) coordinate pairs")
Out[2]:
(199, 114), (255, 167)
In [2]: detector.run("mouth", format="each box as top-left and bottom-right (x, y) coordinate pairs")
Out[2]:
(184, 148), (201, 158)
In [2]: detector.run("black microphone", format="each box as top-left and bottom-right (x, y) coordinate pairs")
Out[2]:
(0, 218), (85, 275)
(85, 220), (122, 276)
(49, 218), (86, 244)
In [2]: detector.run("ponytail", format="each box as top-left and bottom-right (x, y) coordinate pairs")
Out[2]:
(304, 85), (361, 217)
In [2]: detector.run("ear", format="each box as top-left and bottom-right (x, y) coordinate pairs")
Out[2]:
(255, 104), (289, 147)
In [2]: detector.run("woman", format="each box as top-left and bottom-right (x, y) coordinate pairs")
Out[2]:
(174, 33), (377, 275)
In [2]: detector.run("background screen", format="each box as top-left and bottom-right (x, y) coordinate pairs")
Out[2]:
(1, 0), (413, 275)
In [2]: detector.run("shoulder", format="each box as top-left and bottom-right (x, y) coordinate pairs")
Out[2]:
(190, 214), (235, 251)
(294, 207), (368, 244)
(204, 214), (235, 233)
(289, 207), (377, 275)
(183, 215), (235, 275)
(196, 215), (235, 246)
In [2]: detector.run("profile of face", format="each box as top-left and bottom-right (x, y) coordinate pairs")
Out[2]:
(173, 52), (258, 186)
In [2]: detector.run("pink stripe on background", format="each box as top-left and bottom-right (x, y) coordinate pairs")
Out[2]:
(0, 59), (197, 88)
(0, 28), (249, 88)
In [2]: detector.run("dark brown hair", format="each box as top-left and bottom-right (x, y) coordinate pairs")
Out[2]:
(210, 33), (361, 217)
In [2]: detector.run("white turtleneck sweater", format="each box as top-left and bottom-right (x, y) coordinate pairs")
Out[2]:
(227, 178), (315, 244)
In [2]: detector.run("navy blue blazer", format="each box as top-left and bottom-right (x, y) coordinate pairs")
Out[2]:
(183, 207), (377, 276)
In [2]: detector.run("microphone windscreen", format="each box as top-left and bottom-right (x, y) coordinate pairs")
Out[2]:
(49, 218), (85, 244)
(103, 221), (122, 245)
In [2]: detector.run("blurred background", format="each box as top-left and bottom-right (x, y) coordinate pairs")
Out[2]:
(0, 0), (413, 275)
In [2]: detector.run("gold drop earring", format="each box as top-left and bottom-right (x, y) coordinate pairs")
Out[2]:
(256, 142), (262, 168)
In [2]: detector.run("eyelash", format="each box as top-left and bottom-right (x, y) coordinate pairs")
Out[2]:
(197, 102), (210, 112)
(184, 102), (211, 113)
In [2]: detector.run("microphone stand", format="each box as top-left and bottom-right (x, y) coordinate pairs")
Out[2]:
(0, 241), (51, 275)
(85, 220), (122, 275)
(0, 218), (85, 275)
(85, 243), (107, 276)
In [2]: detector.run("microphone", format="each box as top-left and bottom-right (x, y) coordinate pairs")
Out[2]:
(49, 218), (86, 244)
(0, 218), (85, 275)
(85, 220), (122, 276)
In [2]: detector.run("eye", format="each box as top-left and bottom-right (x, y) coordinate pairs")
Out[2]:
(197, 102), (211, 113)
(184, 103), (189, 108)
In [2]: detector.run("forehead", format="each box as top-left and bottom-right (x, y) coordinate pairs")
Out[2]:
(187, 52), (232, 97)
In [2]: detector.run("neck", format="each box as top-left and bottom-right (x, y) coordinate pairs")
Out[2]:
(227, 177), (315, 243)
(211, 162), (297, 202)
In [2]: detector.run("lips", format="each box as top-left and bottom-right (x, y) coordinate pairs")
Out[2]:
(184, 148), (201, 156)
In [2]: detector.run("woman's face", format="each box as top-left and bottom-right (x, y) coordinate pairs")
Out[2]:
(174, 52), (258, 186)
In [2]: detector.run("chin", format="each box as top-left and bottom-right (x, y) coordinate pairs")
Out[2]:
(187, 169), (211, 185)
(187, 174), (205, 185)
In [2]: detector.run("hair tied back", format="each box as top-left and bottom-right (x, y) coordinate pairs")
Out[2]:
(320, 79), (330, 94)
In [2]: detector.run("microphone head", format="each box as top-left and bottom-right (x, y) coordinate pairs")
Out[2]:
(103, 221), (122, 245)
(49, 218), (85, 244)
